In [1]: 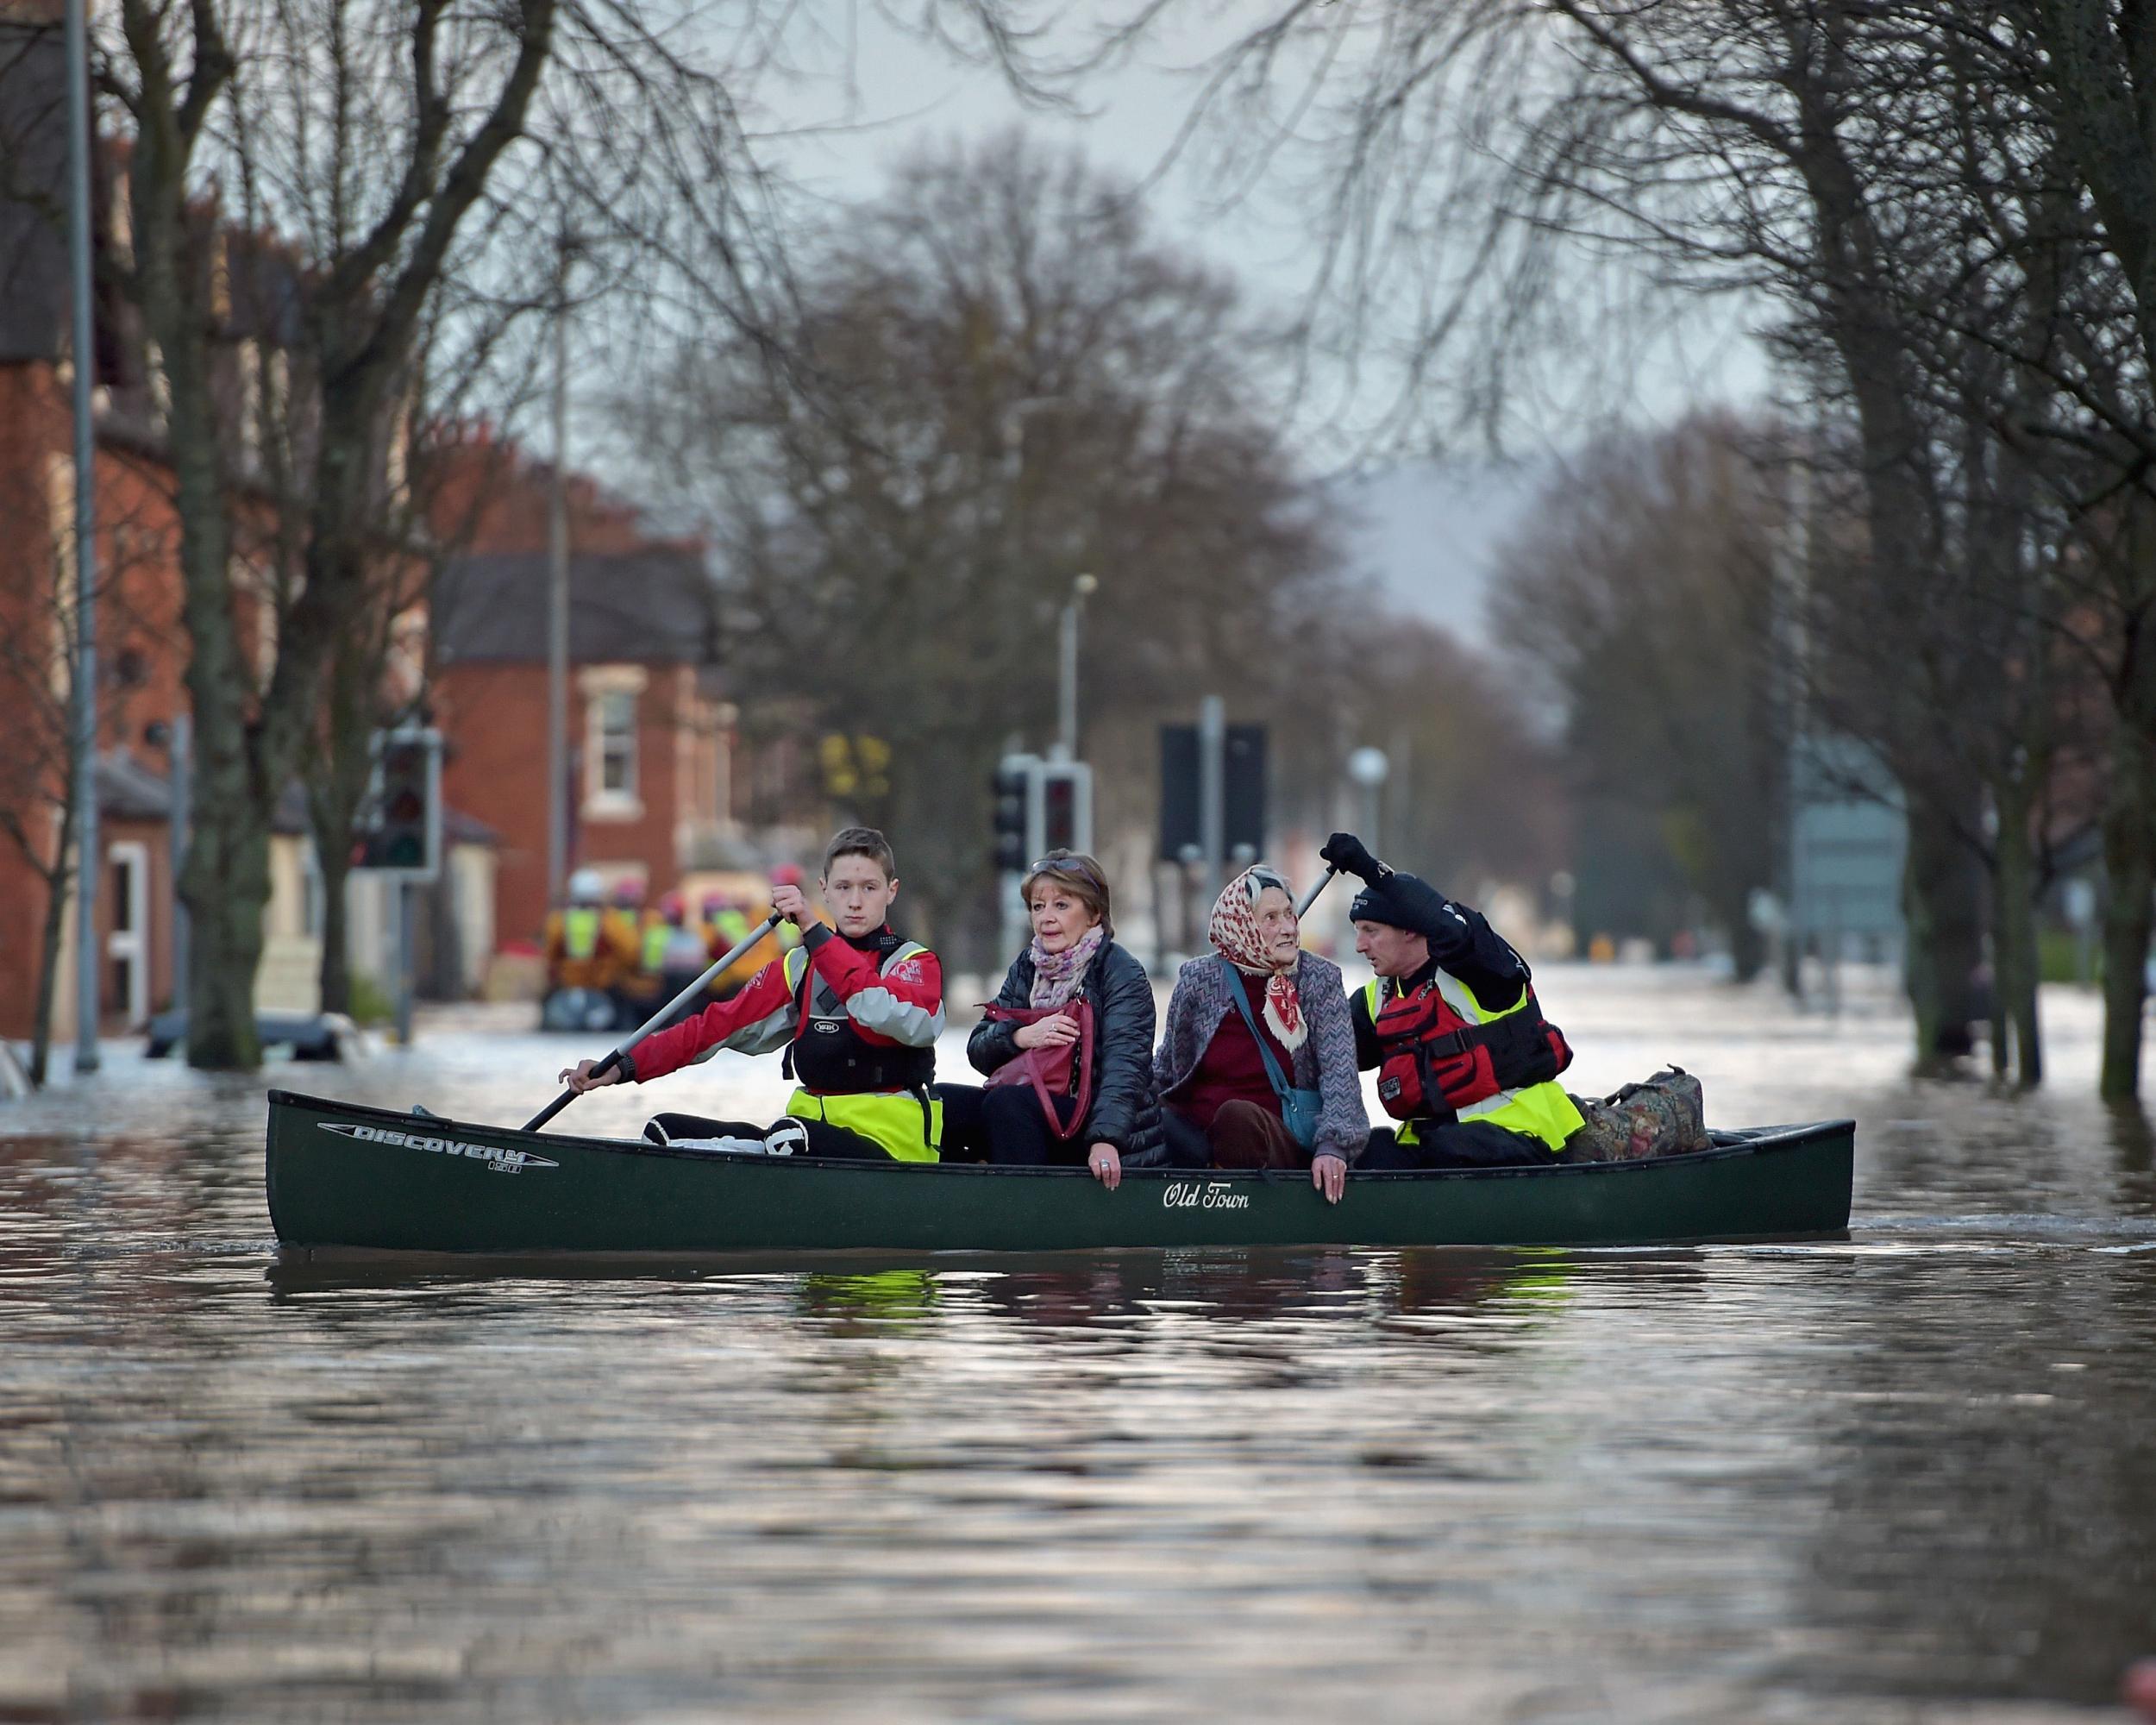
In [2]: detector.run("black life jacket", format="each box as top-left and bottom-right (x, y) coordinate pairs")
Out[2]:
(1369, 969), (1573, 1123)
(781, 931), (938, 1095)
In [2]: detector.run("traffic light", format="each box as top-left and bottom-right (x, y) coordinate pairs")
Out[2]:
(355, 727), (442, 881)
(1038, 760), (1092, 855)
(992, 755), (1036, 873)
(993, 755), (1094, 872)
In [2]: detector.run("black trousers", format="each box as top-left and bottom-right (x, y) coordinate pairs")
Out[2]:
(932, 1082), (988, 1162)
(642, 1111), (887, 1160)
(981, 1083), (1087, 1166)
(1156, 1107), (1229, 1170)
(1358, 1121), (1556, 1170)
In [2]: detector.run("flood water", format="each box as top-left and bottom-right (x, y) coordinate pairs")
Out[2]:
(4, 964), (2154, 1722)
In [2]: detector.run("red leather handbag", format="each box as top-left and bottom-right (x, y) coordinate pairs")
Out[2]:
(980, 1000), (1096, 1141)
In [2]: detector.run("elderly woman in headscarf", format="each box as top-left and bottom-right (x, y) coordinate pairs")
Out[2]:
(1153, 864), (1368, 1204)
(967, 850), (1163, 1189)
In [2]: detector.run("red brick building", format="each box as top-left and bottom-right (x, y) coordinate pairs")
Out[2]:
(0, 0), (492, 1043)
(427, 436), (761, 954)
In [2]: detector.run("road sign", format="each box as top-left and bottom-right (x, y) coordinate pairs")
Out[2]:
(1160, 723), (1265, 863)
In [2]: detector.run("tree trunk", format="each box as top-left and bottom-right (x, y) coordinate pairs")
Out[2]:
(1902, 797), (1984, 1074)
(1991, 770), (2042, 1087)
(2099, 718), (2156, 1100)
(2100, 499), (2156, 1101)
(316, 842), (354, 1017)
(26, 794), (76, 1089)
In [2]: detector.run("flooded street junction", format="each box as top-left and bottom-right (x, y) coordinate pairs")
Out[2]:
(3, 965), (2153, 1722)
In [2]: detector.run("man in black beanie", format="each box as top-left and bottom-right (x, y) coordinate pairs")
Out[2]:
(1319, 832), (1584, 1167)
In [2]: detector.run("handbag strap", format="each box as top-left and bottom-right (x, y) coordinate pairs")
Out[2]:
(988, 998), (1097, 1141)
(1218, 958), (1294, 1108)
(1056, 998), (1096, 1138)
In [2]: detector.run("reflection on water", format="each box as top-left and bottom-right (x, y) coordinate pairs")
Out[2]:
(3, 969), (2154, 1721)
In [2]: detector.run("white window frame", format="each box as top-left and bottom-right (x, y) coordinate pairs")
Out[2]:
(580, 665), (647, 821)
(106, 840), (150, 1026)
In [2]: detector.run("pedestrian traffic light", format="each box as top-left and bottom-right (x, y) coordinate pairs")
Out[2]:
(355, 727), (442, 882)
(1039, 760), (1092, 856)
(993, 755), (1094, 873)
(993, 755), (1037, 874)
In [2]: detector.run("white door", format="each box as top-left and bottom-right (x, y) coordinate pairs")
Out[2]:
(107, 841), (150, 1026)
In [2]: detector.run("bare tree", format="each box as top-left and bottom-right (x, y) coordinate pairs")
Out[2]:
(630, 134), (1355, 967)
(88, 0), (812, 1066)
(1490, 413), (1786, 977)
(1001, 0), (2135, 1085)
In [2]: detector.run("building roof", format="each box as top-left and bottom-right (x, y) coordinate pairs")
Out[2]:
(434, 546), (722, 667)
(97, 750), (173, 821)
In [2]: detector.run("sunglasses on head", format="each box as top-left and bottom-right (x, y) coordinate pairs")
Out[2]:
(1029, 858), (1101, 885)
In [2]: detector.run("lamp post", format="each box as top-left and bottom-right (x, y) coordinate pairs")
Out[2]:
(1055, 571), (1096, 763)
(545, 233), (582, 914)
(1347, 746), (1389, 855)
(66, 0), (99, 1072)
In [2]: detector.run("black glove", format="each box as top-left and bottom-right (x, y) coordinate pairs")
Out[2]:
(1319, 831), (1387, 882)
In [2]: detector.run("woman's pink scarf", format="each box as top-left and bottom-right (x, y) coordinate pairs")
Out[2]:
(1029, 923), (1106, 1009)
(1208, 866), (1307, 1051)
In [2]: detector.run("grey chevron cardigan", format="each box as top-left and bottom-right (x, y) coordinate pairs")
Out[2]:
(1153, 950), (1370, 1163)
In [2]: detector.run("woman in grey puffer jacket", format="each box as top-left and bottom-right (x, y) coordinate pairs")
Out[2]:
(967, 852), (1164, 1187)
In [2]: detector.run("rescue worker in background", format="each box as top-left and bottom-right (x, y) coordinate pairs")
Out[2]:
(640, 893), (678, 984)
(544, 869), (614, 994)
(605, 879), (660, 1010)
(653, 892), (714, 1022)
(1320, 831), (1583, 1168)
(701, 892), (758, 999)
(558, 827), (947, 1161)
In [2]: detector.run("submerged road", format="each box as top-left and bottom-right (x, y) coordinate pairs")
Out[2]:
(2, 963), (2152, 1722)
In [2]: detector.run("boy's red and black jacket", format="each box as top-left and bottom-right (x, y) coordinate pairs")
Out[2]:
(622, 923), (944, 1088)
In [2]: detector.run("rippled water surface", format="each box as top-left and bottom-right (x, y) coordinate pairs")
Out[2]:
(5, 966), (2155, 1722)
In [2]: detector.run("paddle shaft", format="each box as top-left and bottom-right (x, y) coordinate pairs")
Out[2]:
(523, 911), (787, 1133)
(1294, 866), (1340, 919)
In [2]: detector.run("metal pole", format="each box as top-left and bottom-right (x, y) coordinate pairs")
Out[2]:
(169, 714), (190, 1015)
(546, 242), (571, 914)
(1056, 601), (1077, 764)
(395, 881), (414, 1046)
(1056, 572), (1095, 765)
(1198, 695), (1225, 903)
(66, 0), (99, 1074)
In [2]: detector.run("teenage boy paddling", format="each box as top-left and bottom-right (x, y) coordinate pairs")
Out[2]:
(558, 828), (946, 1159)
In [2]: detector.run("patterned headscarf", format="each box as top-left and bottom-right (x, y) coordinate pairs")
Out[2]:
(1209, 865), (1307, 1051)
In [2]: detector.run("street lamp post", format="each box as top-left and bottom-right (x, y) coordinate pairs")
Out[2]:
(66, 0), (99, 1072)
(545, 234), (580, 914)
(1347, 746), (1390, 855)
(1055, 571), (1096, 763)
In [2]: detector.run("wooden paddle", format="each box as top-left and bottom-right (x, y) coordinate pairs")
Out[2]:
(523, 911), (787, 1132)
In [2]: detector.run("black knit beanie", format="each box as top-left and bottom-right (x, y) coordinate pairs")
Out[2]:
(1348, 869), (1451, 940)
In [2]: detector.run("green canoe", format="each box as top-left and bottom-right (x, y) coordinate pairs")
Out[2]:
(266, 1088), (1855, 1259)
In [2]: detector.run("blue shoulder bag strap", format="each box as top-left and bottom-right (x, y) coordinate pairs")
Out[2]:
(1218, 957), (1321, 1149)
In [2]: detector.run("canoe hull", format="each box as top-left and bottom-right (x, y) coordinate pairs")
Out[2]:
(266, 1089), (1855, 1258)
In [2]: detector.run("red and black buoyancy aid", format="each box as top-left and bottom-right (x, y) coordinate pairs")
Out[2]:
(781, 930), (938, 1096)
(1370, 970), (1573, 1123)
